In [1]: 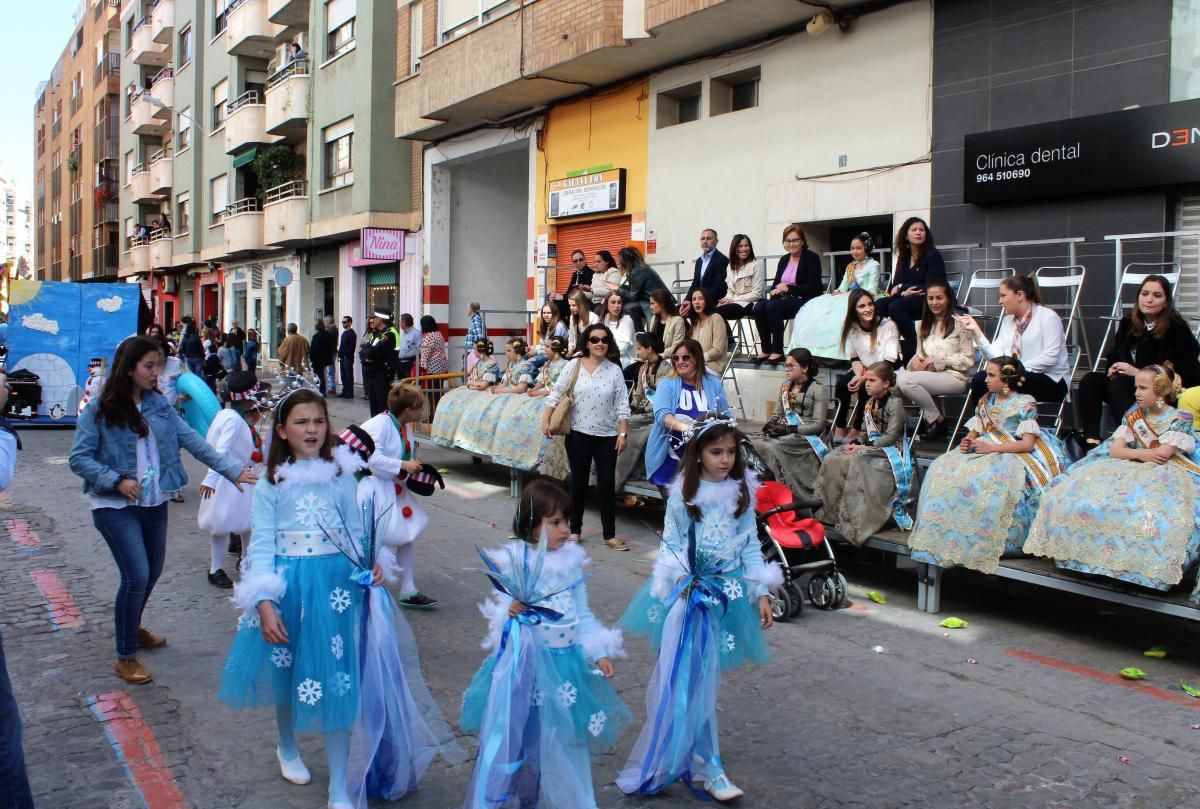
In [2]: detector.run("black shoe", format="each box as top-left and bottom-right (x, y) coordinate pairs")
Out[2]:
(227, 534), (243, 555)
(919, 418), (948, 441)
(208, 569), (234, 589)
(397, 592), (439, 609)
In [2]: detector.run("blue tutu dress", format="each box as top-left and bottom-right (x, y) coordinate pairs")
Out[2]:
(459, 540), (631, 809)
(617, 474), (782, 796)
(219, 449), (365, 733)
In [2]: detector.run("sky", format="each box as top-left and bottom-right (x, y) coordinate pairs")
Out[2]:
(0, 1), (82, 199)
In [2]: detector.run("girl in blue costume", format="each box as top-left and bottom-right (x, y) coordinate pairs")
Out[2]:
(909, 357), (1069, 574)
(220, 389), (383, 809)
(1026, 363), (1200, 603)
(459, 479), (631, 809)
(618, 421), (781, 803)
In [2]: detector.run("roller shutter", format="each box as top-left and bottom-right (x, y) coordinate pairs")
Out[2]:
(553, 215), (632, 294)
(1175, 190), (1200, 317)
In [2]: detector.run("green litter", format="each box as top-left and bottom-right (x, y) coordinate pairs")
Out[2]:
(1143, 646), (1169, 658)
(1117, 667), (1147, 680)
(1181, 681), (1200, 698)
(437, 468), (450, 474)
(865, 591), (887, 604)
(938, 617), (968, 629)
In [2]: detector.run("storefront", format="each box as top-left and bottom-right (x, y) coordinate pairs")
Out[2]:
(219, 254), (302, 360)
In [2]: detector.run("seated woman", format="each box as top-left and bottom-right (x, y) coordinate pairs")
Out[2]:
(909, 357), (1069, 574)
(895, 279), (975, 442)
(1025, 363), (1200, 604)
(490, 338), (536, 395)
(534, 302), (570, 359)
(429, 339), (500, 446)
(955, 274), (1069, 413)
(752, 223), (823, 363)
(750, 347), (829, 501)
(615, 332), (673, 490)
(591, 249), (623, 308)
(833, 289), (900, 444)
(814, 362), (912, 545)
(601, 292), (638, 368)
(1077, 275), (1200, 448)
(787, 232), (881, 361)
(567, 290), (600, 355)
(465, 339), (501, 390)
(714, 233), (765, 325)
(875, 217), (946, 365)
(527, 336), (569, 398)
(648, 288), (687, 357)
(686, 287), (730, 374)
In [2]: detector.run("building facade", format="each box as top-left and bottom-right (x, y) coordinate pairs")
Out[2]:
(33, 0), (123, 283)
(1, 176), (35, 278)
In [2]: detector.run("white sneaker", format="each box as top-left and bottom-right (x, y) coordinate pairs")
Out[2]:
(704, 773), (745, 802)
(277, 747), (311, 785)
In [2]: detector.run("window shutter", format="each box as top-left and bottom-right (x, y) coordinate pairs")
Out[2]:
(440, 0), (476, 33)
(552, 216), (633, 294)
(324, 117), (354, 142)
(327, 0), (355, 31)
(211, 175), (228, 215)
(213, 79), (228, 104)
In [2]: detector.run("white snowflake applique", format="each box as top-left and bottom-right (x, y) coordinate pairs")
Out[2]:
(587, 711), (608, 738)
(270, 648), (293, 669)
(722, 579), (744, 600)
(297, 678), (323, 706)
(332, 672), (352, 697)
(331, 634), (344, 660)
(329, 587), (351, 613)
(531, 687), (544, 708)
(557, 682), (578, 707)
(237, 613), (261, 631)
(294, 492), (332, 528)
(646, 603), (664, 624)
(722, 632), (737, 654)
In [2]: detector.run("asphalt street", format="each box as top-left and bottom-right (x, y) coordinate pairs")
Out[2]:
(4, 394), (1200, 809)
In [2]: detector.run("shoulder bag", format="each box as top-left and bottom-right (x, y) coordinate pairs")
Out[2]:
(548, 360), (583, 436)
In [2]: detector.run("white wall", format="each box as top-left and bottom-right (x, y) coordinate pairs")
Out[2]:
(646, 2), (933, 265)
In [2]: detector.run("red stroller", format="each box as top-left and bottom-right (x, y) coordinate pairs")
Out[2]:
(754, 480), (848, 619)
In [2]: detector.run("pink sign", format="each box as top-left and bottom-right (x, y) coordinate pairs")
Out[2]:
(361, 228), (406, 261)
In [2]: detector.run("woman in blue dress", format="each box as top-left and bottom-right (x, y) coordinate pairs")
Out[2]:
(1025, 363), (1200, 603)
(787, 232), (881, 361)
(909, 357), (1069, 574)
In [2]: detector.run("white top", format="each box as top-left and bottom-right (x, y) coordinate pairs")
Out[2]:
(89, 402), (167, 510)
(593, 268), (624, 302)
(361, 412), (428, 546)
(605, 314), (638, 367)
(157, 355), (183, 405)
(724, 259), (766, 305)
(201, 409), (257, 489)
(976, 304), (1069, 382)
(567, 311), (601, 353)
(545, 357), (631, 436)
(845, 319), (900, 366)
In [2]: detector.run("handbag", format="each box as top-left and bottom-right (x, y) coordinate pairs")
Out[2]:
(548, 360), (582, 436)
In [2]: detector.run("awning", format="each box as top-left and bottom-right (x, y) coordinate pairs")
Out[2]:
(232, 146), (258, 169)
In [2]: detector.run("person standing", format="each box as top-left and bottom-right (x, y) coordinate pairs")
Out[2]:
(322, 316), (337, 395)
(180, 318), (204, 376)
(309, 319), (335, 397)
(69, 338), (254, 684)
(276, 323), (311, 374)
(361, 311), (398, 416)
(226, 320), (246, 364)
(397, 313), (421, 380)
(681, 228), (729, 316)
(337, 315), (357, 399)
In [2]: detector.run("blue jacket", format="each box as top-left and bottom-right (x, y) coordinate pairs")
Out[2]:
(644, 371), (731, 479)
(69, 390), (243, 496)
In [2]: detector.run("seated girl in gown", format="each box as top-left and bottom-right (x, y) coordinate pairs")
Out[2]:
(750, 347), (829, 501)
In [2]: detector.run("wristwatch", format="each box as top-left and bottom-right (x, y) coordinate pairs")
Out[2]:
(618, 432), (628, 438)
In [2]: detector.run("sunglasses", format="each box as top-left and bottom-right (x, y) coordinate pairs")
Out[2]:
(671, 354), (694, 363)
(587, 336), (611, 345)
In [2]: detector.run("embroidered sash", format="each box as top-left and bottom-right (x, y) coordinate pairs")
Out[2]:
(974, 397), (1061, 489)
(1124, 407), (1200, 476)
(862, 401), (913, 530)
(780, 384), (828, 460)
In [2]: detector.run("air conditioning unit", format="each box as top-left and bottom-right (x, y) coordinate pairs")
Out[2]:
(162, 275), (178, 294)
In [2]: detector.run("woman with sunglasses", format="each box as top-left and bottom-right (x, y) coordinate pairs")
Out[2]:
(644, 338), (732, 498)
(542, 324), (632, 551)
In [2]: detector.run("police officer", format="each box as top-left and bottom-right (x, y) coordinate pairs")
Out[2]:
(360, 310), (398, 416)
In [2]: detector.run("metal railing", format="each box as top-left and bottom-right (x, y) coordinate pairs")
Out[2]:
(226, 89), (263, 115)
(267, 59), (310, 91)
(149, 146), (172, 165)
(152, 65), (173, 87)
(148, 227), (171, 243)
(222, 197), (263, 220)
(94, 52), (120, 85)
(409, 372), (466, 437)
(265, 180), (307, 204)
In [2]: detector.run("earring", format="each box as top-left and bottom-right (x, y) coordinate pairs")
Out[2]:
(1002, 385), (1010, 395)
(1156, 397), (1165, 409)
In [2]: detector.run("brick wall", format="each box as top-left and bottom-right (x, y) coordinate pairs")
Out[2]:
(422, 0), (437, 57)
(396, 0), (411, 82)
(644, 0), (725, 30)
(528, 0), (623, 73)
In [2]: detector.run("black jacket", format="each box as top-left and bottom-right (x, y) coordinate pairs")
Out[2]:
(359, 330), (396, 377)
(309, 329), (335, 367)
(225, 327), (245, 350)
(770, 248), (823, 301)
(181, 330), (203, 359)
(1107, 315), (1200, 388)
(338, 327), (358, 359)
(689, 250), (729, 302)
(891, 247), (946, 294)
(617, 265), (669, 304)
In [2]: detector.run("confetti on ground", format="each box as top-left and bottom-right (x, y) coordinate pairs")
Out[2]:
(1181, 681), (1200, 698)
(1144, 646), (1169, 658)
(938, 617), (968, 629)
(1115, 755), (1132, 765)
(865, 591), (886, 604)
(966, 659), (978, 665)
(1117, 668), (1147, 680)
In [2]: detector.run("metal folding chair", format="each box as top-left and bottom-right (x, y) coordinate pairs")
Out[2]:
(945, 268), (1016, 451)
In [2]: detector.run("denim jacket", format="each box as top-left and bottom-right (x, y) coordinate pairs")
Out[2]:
(69, 390), (243, 496)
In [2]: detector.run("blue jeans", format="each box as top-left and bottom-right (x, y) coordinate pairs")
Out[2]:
(324, 365), (336, 395)
(92, 504), (169, 658)
(185, 356), (203, 376)
(0, 629), (34, 808)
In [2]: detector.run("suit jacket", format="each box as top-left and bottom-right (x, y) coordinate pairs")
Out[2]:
(689, 250), (729, 301)
(891, 247), (946, 293)
(770, 248), (823, 301)
(277, 334), (310, 372)
(309, 329), (335, 366)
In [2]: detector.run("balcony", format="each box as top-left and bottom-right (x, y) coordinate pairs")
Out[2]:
(149, 228), (172, 268)
(130, 164), (157, 204)
(131, 93), (168, 136)
(267, 0), (309, 27)
(265, 60), (309, 139)
(224, 91), (272, 154)
(222, 198), (265, 254)
(150, 67), (174, 118)
(130, 17), (169, 67)
(149, 148), (173, 194)
(226, 0), (285, 58)
(264, 181), (307, 245)
(94, 52), (121, 92)
(130, 235), (150, 273)
(150, 0), (174, 44)
(93, 243), (118, 278)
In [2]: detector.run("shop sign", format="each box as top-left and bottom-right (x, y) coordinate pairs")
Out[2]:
(360, 228), (406, 261)
(547, 168), (626, 219)
(964, 98), (1200, 204)
(196, 271), (220, 286)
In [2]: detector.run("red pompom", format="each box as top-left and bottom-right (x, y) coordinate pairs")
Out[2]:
(394, 483), (405, 495)
(251, 451), (263, 463)
(402, 506), (413, 519)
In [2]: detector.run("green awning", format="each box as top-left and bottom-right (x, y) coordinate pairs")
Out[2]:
(232, 147), (258, 169)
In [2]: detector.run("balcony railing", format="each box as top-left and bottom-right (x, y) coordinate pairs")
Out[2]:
(69, 253), (83, 282)
(266, 58), (309, 90)
(222, 197), (262, 219)
(265, 180), (306, 204)
(93, 243), (118, 277)
(94, 52), (120, 86)
(226, 89), (262, 115)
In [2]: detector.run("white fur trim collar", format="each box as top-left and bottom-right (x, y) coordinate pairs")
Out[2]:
(273, 444), (364, 489)
(668, 471), (759, 512)
(489, 538), (590, 578)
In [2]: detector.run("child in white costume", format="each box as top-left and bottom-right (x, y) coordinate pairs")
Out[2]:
(198, 370), (265, 588)
(360, 381), (438, 609)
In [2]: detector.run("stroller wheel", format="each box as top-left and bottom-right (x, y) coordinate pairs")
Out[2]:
(769, 587), (793, 622)
(808, 572), (847, 610)
(785, 582), (805, 617)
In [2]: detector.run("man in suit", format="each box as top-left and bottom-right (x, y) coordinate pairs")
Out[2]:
(338, 315), (357, 398)
(680, 228), (728, 316)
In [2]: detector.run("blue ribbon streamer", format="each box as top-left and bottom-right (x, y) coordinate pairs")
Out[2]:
(869, 429), (914, 531)
(785, 411), (829, 460)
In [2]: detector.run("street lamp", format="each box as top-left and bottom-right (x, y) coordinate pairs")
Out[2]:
(140, 94), (207, 135)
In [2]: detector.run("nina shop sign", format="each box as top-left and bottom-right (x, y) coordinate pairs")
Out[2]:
(360, 228), (406, 261)
(548, 168), (626, 219)
(963, 98), (1200, 204)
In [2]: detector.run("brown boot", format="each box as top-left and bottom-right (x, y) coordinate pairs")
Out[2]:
(137, 627), (168, 649)
(114, 657), (153, 684)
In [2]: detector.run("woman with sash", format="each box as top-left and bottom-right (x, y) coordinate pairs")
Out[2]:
(428, 339), (500, 448)
(909, 357), (1068, 574)
(751, 348), (829, 501)
(814, 362), (912, 545)
(787, 232), (882, 361)
(1025, 364), (1200, 602)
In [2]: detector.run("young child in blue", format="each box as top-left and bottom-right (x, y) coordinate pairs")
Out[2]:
(618, 420), (781, 803)
(459, 479), (632, 808)
(219, 389), (382, 809)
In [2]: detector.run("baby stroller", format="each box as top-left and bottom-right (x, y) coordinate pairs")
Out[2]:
(754, 480), (847, 619)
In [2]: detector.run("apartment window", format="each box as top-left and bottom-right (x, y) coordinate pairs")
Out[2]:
(710, 66), (760, 116)
(656, 82), (702, 129)
(410, 2), (422, 74)
(323, 119), (354, 189)
(214, 0), (231, 37)
(179, 25), (193, 67)
(211, 174), (228, 224)
(178, 106), (192, 150)
(212, 79), (228, 129)
(123, 217), (132, 249)
(177, 192), (191, 235)
(124, 150), (134, 184)
(326, 0), (356, 59)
